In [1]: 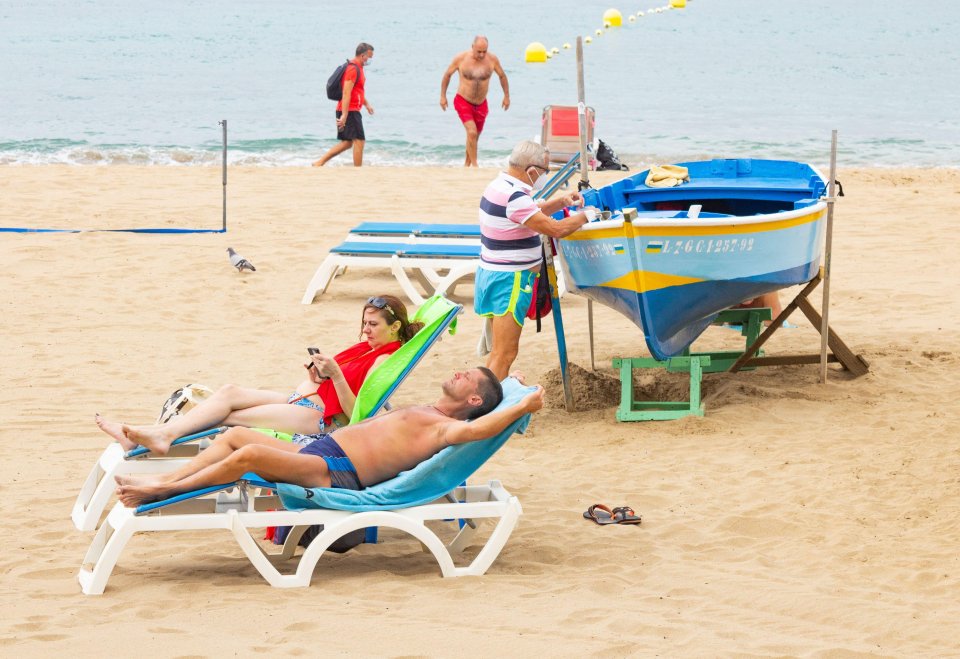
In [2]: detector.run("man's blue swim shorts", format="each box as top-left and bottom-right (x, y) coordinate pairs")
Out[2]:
(474, 267), (538, 327)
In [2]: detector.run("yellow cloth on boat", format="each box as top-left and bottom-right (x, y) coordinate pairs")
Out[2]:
(645, 164), (690, 188)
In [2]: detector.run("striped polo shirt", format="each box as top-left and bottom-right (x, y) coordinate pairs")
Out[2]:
(478, 171), (543, 272)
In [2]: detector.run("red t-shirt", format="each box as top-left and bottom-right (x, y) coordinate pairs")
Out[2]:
(337, 58), (366, 113)
(316, 339), (400, 424)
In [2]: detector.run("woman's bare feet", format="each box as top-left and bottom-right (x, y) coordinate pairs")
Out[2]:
(95, 414), (137, 450)
(123, 425), (174, 456)
(116, 482), (168, 507)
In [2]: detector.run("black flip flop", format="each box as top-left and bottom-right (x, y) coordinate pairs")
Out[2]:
(583, 503), (619, 525)
(612, 506), (642, 525)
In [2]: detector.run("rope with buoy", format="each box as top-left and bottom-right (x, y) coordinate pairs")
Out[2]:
(525, 0), (689, 62)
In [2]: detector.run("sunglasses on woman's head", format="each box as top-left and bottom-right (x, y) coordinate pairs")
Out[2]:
(366, 296), (396, 318)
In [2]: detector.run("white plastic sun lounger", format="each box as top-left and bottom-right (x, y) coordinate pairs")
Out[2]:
(301, 241), (481, 305)
(78, 378), (533, 594)
(302, 155), (581, 306)
(79, 477), (521, 594)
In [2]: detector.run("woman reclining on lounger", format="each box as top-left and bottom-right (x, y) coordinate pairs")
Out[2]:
(95, 295), (423, 456)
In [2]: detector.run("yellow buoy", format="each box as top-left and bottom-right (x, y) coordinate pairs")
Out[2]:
(594, 28), (603, 35)
(670, 0), (686, 6)
(584, 36), (593, 44)
(628, 15), (636, 22)
(562, 43), (571, 49)
(551, 47), (560, 54)
(603, 8), (623, 26)
(637, 11), (645, 17)
(524, 42), (547, 63)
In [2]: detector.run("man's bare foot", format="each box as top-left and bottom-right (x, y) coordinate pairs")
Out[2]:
(95, 413), (136, 449)
(116, 483), (168, 508)
(123, 425), (173, 456)
(311, 159), (325, 167)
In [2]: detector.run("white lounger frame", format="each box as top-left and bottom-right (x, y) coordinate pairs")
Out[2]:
(79, 480), (522, 594)
(73, 442), (199, 531)
(302, 250), (478, 306)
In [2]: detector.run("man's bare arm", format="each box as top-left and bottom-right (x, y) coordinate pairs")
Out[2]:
(492, 56), (510, 110)
(440, 386), (545, 445)
(439, 55), (462, 109)
(338, 79), (356, 126)
(524, 210), (589, 238)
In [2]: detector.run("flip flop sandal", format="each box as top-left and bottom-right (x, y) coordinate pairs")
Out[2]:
(612, 506), (642, 525)
(583, 503), (619, 525)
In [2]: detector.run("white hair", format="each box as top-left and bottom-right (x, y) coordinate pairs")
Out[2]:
(508, 140), (548, 169)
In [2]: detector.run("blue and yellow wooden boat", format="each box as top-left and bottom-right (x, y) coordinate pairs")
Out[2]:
(556, 158), (828, 360)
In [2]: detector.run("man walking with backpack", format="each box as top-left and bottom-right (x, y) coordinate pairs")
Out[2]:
(313, 43), (375, 167)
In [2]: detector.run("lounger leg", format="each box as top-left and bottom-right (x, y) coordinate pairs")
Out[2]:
(389, 256), (427, 305)
(72, 444), (190, 532)
(78, 504), (137, 595)
(301, 256), (343, 304)
(456, 495), (522, 576)
(433, 263), (478, 299)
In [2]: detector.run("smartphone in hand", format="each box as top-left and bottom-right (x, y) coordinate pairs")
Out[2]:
(307, 347), (320, 374)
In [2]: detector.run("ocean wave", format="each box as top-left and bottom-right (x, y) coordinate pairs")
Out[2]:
(0, 137), (956, 169)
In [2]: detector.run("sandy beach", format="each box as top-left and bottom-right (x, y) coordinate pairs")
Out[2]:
(1, 164), (959, 656)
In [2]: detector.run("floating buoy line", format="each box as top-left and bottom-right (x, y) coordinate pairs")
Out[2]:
(525, 0), (689, 62)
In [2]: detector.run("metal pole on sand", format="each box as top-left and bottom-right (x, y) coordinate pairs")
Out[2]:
(819, 130), (838, 383)
(578, 36), (597, 372)
(219, 119), (227, 232)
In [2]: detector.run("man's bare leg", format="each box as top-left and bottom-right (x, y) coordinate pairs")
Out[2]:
(485, 313), (524, 380)
(463, 120), (479, 167)
(116, 443), (333, 507)
(313, 140), (352, 166)
(352, 139), (365, 167)
(116, 428), (302, 488)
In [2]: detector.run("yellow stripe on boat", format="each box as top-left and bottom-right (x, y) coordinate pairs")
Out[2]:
(566, 207), (825, 241)
(601, 269), (703, 294)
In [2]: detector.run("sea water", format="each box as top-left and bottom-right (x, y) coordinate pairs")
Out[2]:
(1, 0), (958, 168)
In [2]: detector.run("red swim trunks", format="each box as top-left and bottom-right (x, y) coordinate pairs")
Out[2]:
(453, 94), (490, 134)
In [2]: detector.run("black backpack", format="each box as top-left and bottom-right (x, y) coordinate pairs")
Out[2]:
(326, 60), (360, 101)
(597, 139), (629, 171)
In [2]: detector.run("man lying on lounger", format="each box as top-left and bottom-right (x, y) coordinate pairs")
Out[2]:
(115, 367), (543, 507)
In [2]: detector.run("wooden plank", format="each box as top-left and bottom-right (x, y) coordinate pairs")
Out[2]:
(729, 274), (823, 372)
(795, 297), (870, 376)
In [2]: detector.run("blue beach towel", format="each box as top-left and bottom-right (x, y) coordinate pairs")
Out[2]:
(276, 377), (535, 512)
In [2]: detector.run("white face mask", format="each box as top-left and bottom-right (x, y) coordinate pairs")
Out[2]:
(527, 167), (549, 193)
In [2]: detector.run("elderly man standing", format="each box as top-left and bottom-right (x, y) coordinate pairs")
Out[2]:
(440, 36), (510, 167)
(476, 140), (599, 380)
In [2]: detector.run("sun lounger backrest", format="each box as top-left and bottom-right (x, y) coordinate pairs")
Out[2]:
(349, 295), (461, 425)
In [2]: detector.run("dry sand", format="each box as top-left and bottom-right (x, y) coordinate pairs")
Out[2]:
(1, 164), (958, 656)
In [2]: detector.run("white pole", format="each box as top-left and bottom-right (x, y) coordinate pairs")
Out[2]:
(576, 38), (590, 188)
(819, 130), (838, 383)
(219, 119), (227, 232)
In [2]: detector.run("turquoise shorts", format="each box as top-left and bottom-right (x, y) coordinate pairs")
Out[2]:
(475, 268), (538, 327)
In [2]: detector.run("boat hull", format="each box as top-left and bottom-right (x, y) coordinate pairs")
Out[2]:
(556, 159), (827, 360)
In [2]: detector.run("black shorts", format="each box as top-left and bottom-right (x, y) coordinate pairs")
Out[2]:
(336, 110), (365, 141)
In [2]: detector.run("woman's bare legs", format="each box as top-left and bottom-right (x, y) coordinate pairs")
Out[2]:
(97, 384), (324, 455)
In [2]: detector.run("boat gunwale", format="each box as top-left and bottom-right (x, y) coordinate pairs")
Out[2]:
(568, 200), (826, 234)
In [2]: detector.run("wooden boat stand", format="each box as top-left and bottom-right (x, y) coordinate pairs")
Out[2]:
(613, 269), (869, 422)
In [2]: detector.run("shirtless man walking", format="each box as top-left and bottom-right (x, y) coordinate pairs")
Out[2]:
(115, 369), (543, 507)
(440, 36), (510, 167)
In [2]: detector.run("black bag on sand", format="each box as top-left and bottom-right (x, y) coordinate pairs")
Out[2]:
(597, 139), (629, 171)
